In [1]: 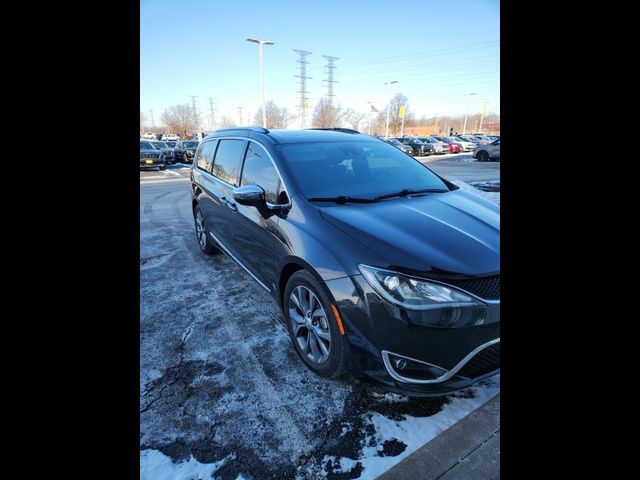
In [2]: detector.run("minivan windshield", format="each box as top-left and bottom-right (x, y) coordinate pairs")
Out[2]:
(152, 142), (169, 148)
(277, 140), (449, 199)
(140, 142), (157, 150)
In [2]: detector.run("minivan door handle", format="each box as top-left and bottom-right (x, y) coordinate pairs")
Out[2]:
(220, 196), (238, 212)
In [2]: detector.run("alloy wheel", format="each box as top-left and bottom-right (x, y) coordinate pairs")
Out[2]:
(195, 209), (207, 250)
(289, 285), (331, 364)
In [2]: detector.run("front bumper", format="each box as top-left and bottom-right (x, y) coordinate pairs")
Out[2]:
(140, 159), (164, 168)
(326, 275), (500, 396)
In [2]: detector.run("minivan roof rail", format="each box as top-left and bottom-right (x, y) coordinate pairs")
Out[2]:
(306, 128), (361, 134)
(214, 126), (270, 134)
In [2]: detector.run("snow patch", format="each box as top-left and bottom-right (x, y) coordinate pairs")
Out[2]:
(140, 450), (235, 480)
(331, 377), (500, 479)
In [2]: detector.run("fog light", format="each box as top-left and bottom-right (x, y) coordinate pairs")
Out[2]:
(384, 275), (399, 290)
(393, 357), (407, 370)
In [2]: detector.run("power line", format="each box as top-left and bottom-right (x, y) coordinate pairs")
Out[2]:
(293, 49), (312, 128)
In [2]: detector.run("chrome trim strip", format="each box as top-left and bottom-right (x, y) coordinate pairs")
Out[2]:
(208, 231), (270, 292)
(382, 337), (500, 384)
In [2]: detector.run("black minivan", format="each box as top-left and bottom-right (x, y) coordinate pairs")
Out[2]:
(190, 127), (499, 396)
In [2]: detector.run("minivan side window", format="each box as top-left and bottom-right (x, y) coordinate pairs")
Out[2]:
(240, 142), (282, 204)
(196, 140), (217, 172)
(212, 139), (246, 186)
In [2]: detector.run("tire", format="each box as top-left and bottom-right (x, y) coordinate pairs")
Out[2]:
(284, 270), (350, 378)
(193, 205), (219, 255)
(159, 164), (166, 171)
(477, 151), (489, 162)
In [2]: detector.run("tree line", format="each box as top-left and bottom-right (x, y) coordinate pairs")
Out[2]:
(140, 94), (500, 137)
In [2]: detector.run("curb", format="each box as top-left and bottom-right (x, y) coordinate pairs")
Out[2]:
(377, 393), (500, 479)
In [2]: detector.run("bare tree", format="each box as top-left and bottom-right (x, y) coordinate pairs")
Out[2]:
(312, 98), (346, 128)
(219, 116), (237, 128)
(343, 108), (366, 131)
(377, 93), (415, 136)
(160, 104), (199, 138)
(254, 100), (293, 129)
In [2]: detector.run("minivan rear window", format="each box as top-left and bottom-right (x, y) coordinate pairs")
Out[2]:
(212, 139), (246, 186)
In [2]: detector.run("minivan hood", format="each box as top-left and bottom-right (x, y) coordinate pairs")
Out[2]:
(318, 189), (499, 276)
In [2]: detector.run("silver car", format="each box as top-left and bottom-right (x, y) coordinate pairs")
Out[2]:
(472, 138), (500, 162)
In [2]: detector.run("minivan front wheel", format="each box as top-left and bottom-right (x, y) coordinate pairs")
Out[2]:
(284, 270), (350, 378)
(193, 206), (218, 255)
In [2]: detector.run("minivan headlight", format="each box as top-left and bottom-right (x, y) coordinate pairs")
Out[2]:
(358, 265), (483, 310)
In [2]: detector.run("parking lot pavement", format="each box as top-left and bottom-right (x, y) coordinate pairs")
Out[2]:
(140, 159), (500, 479)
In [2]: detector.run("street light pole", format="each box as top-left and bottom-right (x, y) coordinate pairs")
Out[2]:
(479, 101), (489, 133)
(462, 92), (477, 135)
(247, 38), (275, 128)
(384, 80), (398, 138)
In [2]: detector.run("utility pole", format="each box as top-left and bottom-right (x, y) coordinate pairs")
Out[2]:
(188, 95), (199, 133)
(294, 49), (312, 128)
(384, 81), (398, 138)
(322, 55), (339, 104)
(237, 106), (244, 126)
(206, 97), (217, 131)
(148, 109), (154, 131)
(433, 113), (438, 134)
(479, 101), (489, 133)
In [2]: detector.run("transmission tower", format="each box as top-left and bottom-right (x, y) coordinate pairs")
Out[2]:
(293, 49), (312, 128)
(322, 55), (339, 104)
(206, 97), (217, 131)
(188, 95), (199, 130)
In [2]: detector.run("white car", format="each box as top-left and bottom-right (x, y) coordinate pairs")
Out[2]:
(141, 132), (156, 140)
(161, 134), (180, 141)
(452, 137), (476, 152)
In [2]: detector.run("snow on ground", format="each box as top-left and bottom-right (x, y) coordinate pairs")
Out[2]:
(325, 376), (500, 479)
(140, 450), (235, 480)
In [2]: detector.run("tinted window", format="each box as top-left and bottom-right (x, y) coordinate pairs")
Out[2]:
(212, 139), (245, 186)
(140, 142), (155, 150)
(240, 142), (282, 204)
(277, 140), (448, 199)
(196, 140), (217, 171)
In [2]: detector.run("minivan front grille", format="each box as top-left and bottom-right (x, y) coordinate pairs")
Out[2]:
(456, 342), (500, 378)
(448, 275), (500, 300)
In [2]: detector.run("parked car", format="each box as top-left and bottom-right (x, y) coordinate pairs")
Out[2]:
(457, 135), (482, 145)
(140, 140), (165, 170)
(175, 140), (200, 163)
(417, 137), (448, 154)
(162, 133), (180, 141)
(433, 136), (462, 153)
(149, 140), (176, 164)
(141, 132), (156, 140)
(380, 137), (414, 155)
(451, 137), (476, 152)
(190, 127), (500, 396)
(165, 141), (177, 148)
(472, 138), (500, 162)
(395, 137), (432, 156)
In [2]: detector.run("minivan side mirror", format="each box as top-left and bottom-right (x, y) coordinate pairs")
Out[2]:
(232, 184), (266, 207)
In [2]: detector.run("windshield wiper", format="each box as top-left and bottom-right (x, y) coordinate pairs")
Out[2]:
(374, 188), (448, 200)
(307, 195), (377, 204)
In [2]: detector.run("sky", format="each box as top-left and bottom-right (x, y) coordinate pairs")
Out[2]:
(140, 0), (499, 129)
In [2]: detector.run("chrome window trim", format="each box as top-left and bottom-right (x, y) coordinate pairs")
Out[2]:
(197, 136), (292, 208)
(208, 231), (270, 292)
(381, 337), (500, 384)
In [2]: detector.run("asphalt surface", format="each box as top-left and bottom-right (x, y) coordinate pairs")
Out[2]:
(140, 154), (500, 479)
